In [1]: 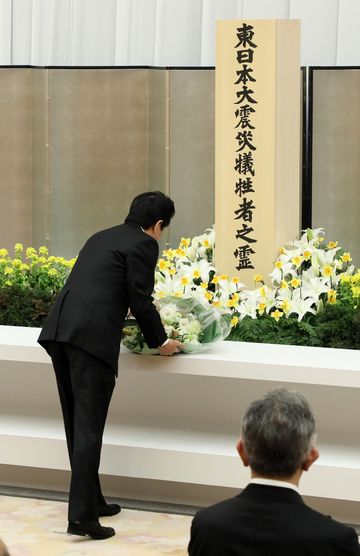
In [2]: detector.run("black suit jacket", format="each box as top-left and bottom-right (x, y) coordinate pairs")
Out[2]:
(38, 222), (167, 372)
(188, 484), (360, 556)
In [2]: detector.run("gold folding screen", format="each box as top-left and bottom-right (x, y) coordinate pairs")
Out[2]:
(0, 69), (32, 250)
(311, 69), (360, 267)
(0, 67), (215, 258)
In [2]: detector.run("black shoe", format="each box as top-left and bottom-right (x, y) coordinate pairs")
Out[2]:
(67, 520), (115, 540)
(98, 503), (122, 517)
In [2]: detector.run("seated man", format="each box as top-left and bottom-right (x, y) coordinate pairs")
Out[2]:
(188, 388), (360, 555)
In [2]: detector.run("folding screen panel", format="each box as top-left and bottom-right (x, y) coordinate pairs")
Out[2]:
(168, 69), (215, 248)
(310, 68), (360, 267)
(0, 68), (32, 252)
(47, 68), (150, 258)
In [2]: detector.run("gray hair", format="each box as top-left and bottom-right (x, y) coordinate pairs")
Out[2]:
(241, 388), (316, 478)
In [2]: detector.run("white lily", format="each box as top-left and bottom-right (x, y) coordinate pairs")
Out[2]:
(288, 289), (317, 321)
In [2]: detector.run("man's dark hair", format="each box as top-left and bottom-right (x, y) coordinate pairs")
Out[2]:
(125, 191), (175, 229)
(241, 388), (316, 478)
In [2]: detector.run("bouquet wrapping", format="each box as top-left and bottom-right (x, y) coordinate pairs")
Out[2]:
(122, 296), (231, 355)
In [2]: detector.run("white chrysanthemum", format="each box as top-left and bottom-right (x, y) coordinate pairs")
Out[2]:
(159, 303), (181, 325)
(177, 316), (202, 341)
(164, 324), (176, 337)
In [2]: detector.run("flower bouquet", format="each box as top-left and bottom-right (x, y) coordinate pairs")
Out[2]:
(122, 296), (231, 355)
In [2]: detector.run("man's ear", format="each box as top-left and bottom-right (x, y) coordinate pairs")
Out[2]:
(237, 438), (250, 467)
(302, 446), (319, 472)
(154, 220), (163, 233)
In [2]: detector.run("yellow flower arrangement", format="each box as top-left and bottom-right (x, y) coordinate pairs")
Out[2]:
(0, 244), (76, 294)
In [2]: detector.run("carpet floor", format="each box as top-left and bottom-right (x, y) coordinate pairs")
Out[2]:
(0, 495), (193, 555)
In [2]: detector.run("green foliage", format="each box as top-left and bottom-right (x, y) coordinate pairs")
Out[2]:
(0, 244), (74, 327)
(314, 298), (360, 350)
(0, 285), (57, 327)
(228, 314), (320, 347)
(228, 290), (360, 350)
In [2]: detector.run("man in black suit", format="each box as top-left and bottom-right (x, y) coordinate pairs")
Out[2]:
(188, 388), (360, 555)
(38, 191), (183, 540)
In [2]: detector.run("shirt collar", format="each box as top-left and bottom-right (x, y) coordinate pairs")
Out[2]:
(250, 477), (300, 493)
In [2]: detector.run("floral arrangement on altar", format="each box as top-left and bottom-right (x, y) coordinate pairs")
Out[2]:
(122, 228), (235, 354)
(1, 229), (359, 350)
(228, 228), (360, 349)
(122, 296), (231, 354)
(123, 226), (360, 352)
(0, 244), (76, 326)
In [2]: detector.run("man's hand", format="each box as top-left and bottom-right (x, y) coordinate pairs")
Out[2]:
(159, 339), (184, 356)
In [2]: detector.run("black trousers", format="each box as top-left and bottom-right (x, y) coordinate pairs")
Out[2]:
(47, 341), (116, 522)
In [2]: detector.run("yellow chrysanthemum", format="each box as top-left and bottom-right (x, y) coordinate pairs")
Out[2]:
(290, 278), (301, 288)
(0, 249), (9, 258)
(259, 286), (267, 298)
(280, 299), (292, 313)
(327, 241), (338, 249)
(291, 256), (303, 268)
(39, 246), (49, 256)
(4, 267), (14, 275)
(322, 265), (333, 277)
(48, 268), (59, 277)
(231, 316), (239, 327)
(26, 247), (37, 258)
(270, 309), (283, 322)
(12, 259), (22, 268)
(352, 286), (360, 299)
(341, 252), (352, 263)
(20, 263), (29, 271)
(14, 243), (23, 254)
(180, 237), (190, 248)
(327, 289), (337, 304)
(158, 259), (169, 271)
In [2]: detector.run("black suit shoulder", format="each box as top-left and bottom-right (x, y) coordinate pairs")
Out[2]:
(189, 487), (360, 556)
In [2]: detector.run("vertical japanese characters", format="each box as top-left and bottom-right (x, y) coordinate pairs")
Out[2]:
(233, 23), (257, 271)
